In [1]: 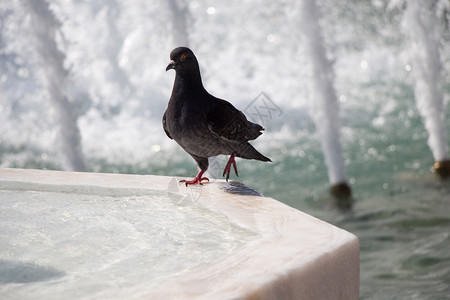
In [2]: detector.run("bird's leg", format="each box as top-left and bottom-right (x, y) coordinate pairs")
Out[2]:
(180, 169), (209, 186)
(223, 152), (238, 181)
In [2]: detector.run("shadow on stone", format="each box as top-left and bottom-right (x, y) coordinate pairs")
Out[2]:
(221, 181), (263, 196)
(0, 260), (65, 284)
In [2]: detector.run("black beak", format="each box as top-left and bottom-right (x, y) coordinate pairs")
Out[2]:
(166, 60), (176, 71)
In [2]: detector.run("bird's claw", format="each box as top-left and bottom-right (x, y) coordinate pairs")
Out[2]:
(223, 152), (238, 182)
(180, 177), (209, 186)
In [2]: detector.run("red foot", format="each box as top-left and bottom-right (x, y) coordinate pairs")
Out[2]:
(223, 152), (238, 181)
(180, 170), (209, 186)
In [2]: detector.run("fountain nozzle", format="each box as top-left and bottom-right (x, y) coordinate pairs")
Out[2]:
(330, 182), (352, 198)
(330, 182), (353, 210)
(432, 160), (450, 179)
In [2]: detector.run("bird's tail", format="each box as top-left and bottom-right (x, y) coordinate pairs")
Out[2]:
(245, 121), (264, 141)
(237, 142), (272, 162)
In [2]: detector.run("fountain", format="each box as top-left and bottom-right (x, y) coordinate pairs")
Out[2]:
(0, 1), (447, 181)
(299, 0), (352, 198)
(404, 0), (450, 178)
(1, 2), (450, 297)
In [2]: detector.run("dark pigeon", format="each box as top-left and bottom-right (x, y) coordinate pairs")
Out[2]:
(164, 47), (271, 185)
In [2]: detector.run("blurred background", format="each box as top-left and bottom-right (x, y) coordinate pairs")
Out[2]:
(0, 0), (449, 298)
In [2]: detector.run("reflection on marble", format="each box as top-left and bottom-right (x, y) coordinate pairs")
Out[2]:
(0, 168), (359, 299)
(0, 260), (65, 284)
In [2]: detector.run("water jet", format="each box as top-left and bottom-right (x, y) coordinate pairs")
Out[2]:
(404, 0), (449, 177)
(299, 0), (352, 198)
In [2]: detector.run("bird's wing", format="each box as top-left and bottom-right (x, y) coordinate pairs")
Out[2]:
(162, 111), (173, 139)
(205, 98), (264, 142)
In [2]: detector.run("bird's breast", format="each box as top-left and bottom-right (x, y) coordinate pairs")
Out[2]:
(166, 102), (204, 136)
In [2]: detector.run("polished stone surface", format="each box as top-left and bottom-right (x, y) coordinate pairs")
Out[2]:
(0, 168), (359, 299)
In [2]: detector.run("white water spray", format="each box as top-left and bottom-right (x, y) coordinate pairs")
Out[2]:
(168, 0), (190, 47)
(299, 0), (348, 186)
(1, 1), (448, 183)
(27, 0), (85, 171)
(404, 0), (448, 162)
(28, 0), (85, 171)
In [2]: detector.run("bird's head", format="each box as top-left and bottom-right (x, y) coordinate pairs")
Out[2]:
(166, 47), (198, 72)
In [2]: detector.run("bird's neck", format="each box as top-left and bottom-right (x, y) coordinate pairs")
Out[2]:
(172, 69), (206, 97)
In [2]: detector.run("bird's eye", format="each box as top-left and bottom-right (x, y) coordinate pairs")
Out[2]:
(180, 54), (187, 61)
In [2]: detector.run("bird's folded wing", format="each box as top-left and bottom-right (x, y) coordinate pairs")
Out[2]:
(206, 98), (263, 142)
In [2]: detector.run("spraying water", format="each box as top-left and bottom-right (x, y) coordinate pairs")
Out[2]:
(299, 0), (348, 189)
(404, 0), (448, 163)
(168, 0), (190, 47)
(27, 0), (85, 171)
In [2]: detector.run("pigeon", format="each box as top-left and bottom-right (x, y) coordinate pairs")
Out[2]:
(164, 47), (271, 185)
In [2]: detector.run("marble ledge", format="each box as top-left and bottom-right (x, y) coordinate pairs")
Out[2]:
(0, 168), (359, 299)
